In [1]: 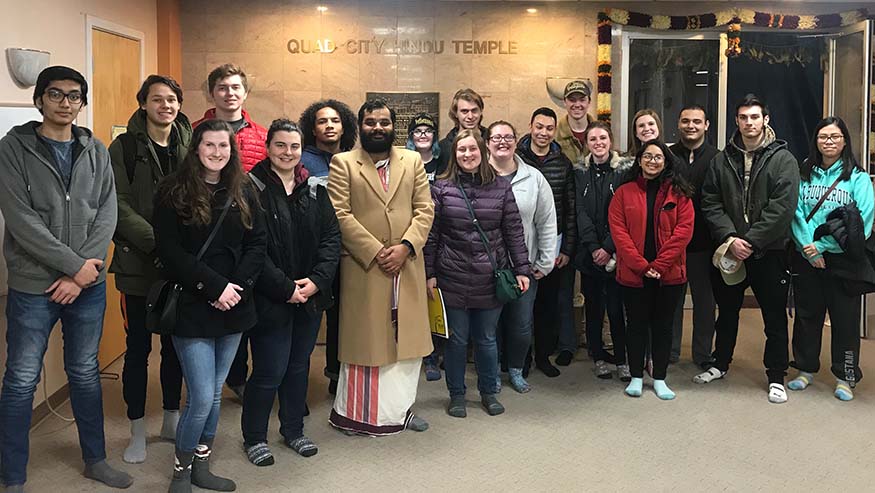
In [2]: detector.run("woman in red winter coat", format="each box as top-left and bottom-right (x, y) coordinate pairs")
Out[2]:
(608, 139), (694, 400)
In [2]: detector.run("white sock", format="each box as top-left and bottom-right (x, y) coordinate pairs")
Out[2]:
(123, 418), (147, 463)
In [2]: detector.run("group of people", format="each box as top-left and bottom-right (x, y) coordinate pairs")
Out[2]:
(0, 62), (870, 493)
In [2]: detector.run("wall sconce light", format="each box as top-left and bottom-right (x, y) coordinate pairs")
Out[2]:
(6, 48), (51, 88)
(546, 77), (592, 106)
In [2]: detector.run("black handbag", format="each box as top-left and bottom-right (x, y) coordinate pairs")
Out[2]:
(146, 197), (234, 334)
(456, 183), (523, 304)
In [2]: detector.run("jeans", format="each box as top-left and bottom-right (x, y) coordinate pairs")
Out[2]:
(497, 278), (538, 369)
(533, 264), (576, 360)
(1, 283), (107, 486)
(225, 333), (250, 388)
(444, 307), (503, 397)
(120, 294), (182, 420)
(581, 275), (626, 364)
(174, 332), (242, 453)
(242, 306), (322, 445)
(623, 281), (684, 380)
(711, 251), (790, 384)
(324, 270), (341, 382)
(790, 252), (862, 383)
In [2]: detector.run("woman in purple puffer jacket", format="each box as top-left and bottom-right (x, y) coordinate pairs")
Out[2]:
(424, 129), (531, 419)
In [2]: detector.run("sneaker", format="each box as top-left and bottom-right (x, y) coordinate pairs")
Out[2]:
(693, 367), (725, 384)
(424, 363), (441, 382)
(594, 360), (612, 379)
(616, 364), (631, 382)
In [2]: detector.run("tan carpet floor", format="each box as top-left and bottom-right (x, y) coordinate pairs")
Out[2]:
(22, 310), (875, 492)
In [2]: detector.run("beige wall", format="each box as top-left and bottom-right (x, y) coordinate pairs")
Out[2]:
(180, 0), (871, 137)
(0, 0), (158, 408)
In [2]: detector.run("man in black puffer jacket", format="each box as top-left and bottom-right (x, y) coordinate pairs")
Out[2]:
(697, 94), (800, 404)
(516, 107), (578, 376)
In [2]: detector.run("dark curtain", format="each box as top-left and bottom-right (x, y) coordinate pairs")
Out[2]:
(726, 32), (824, 162)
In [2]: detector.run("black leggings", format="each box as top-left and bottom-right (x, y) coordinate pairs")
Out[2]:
(120, 294), (182, 420)
(622, 282), (684, 380)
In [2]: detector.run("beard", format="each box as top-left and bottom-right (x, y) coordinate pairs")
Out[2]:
(360, 128), (395, 153)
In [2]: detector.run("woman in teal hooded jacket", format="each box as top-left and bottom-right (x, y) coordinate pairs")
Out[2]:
(789, 116), (874, 401)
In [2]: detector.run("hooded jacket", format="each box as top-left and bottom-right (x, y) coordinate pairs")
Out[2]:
(573, 151), (634, 275)
(555, 113), (595, 167)
(791, 160), (875, 260)
(425, 173), (531, 309)
(193, 108), (267, 172)
(300, 144), (335, 178)
(108, 109), (192, 296)
(669, 141), (720, 252)
(248, 159), (341, 328)
(608, 176), (695, 288)
(812, 204), (875, 296)
(701, 126), (800, 252)
(516, 135), (577, 257)
(0, 122), (117, 294)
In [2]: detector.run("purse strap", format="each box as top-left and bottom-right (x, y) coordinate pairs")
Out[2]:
(806, 175), (843, 223)
(456, 182), (499, 272)
(195, 195), (234, 260)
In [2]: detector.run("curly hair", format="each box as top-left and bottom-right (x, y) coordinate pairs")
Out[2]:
(157, 119), (255, 229)
(298, 99), (358, 152)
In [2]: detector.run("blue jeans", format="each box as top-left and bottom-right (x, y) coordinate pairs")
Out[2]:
(444, 307), (503, 397)
(497, 278), (538, 369)
(1, 283), (107, 487)
(173, 332), (242, 453)
(242, 306), (321, 444)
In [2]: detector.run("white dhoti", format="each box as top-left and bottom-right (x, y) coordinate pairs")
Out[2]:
(329, 358), (422, 436)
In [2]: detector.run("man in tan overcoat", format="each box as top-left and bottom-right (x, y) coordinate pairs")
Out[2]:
(327, 99), (435, 436)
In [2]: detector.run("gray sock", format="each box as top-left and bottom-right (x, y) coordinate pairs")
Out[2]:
(83, 460), (134, 489)
(161, 410), (180, 441)
(123, 418), (147, 464)
(191, 442), (235, 491)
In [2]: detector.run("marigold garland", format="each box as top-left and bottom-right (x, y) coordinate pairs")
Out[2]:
(595, 7), (871, 124)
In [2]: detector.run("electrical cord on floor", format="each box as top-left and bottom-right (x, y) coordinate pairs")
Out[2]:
(41, 363), (74, 423)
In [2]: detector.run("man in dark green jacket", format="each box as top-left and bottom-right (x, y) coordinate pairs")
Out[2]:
(0, 66), (131, 491)
(696, 94), (800, 404)
(108, 75), (192, 464)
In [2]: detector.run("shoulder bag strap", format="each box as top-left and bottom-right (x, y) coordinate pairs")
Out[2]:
(456, 183), (498, 271)
(806, 176), (843, 223)
(195, 196), (234, 260)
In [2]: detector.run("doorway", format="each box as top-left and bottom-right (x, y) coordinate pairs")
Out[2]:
(87, 17), (144, 368)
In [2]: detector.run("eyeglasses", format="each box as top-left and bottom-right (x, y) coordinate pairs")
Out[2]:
(489, 135), (516, 144)
(45, 88), (83, 104)
(412, 129), (434, 137)
(816, 134), (844, 143)
(641, 153), (664, 163)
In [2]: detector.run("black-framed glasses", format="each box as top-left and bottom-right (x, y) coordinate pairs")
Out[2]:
(489, 134), (516, 144)
(412, 129), (434, 137)
(816, 134), (844, 143)
(45, 88), (83, 104)
(641, 153), (664, 163)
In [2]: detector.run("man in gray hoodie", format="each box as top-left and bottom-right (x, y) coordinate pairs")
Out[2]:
(0, 66), (131, 491)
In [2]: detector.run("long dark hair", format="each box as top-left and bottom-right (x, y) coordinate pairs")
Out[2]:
(158, 119), (254, 229)
(800, 116), (862, 182)
(627, 139), (693, 197)
(438, 128), (495, 185)
(298, 99), (358, 151)
(627, 109), (664, 157)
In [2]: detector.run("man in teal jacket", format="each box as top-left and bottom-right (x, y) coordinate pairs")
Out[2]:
(0, 66), (131, 491)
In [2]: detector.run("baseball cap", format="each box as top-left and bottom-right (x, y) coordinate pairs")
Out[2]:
(407, 112), (437, 135)
(712, 238), (747, 286)
(563, 80), (591, 99)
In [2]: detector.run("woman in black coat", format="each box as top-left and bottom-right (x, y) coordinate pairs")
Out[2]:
(153, 119), (266, 492)
(241, 119), (340, 465)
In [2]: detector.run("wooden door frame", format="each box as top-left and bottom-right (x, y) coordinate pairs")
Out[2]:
(84, 15), (146, 129)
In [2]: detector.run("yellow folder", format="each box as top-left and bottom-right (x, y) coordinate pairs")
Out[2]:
(428, 288), (449, 338)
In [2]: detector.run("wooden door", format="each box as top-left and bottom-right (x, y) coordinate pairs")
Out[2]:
(91, 28), (141, 368)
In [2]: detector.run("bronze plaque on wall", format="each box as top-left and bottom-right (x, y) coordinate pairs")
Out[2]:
(366, 92), (440, 146)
